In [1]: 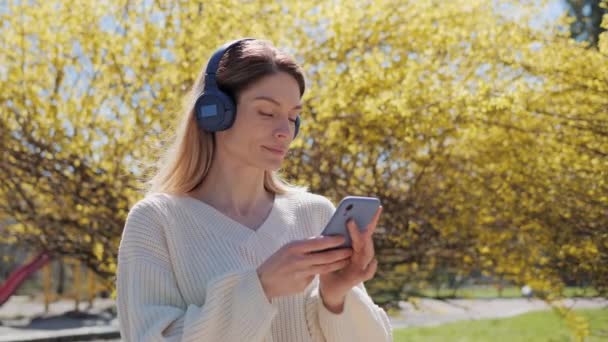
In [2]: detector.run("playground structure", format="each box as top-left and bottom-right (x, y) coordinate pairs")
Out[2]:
(0, 252), (51, 306)
(0, 251), (109, 312)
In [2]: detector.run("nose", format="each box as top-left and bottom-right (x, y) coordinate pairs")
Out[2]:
(274, 119), (292, 140)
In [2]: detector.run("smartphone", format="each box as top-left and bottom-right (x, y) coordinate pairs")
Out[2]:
(319, 196), (381, 251)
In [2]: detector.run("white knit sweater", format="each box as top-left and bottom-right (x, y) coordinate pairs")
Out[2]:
(116, 190), (392, 341)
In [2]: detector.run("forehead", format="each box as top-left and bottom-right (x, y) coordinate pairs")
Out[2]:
(241, 72), (301, 105)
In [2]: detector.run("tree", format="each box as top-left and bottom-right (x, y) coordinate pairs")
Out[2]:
(566, 0), (607, 46)
(0, 0), (298, 279)
(1, 3), (607, 329)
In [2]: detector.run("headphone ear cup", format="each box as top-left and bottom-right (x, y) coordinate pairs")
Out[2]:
(195, 89), (237, 132)
(294, 115), (301, 138)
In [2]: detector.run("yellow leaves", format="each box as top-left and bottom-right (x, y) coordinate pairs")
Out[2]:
(1, 0), (607, 315)
(520, 221), (543, 232)
(538, 256), (549, 266)
(353, 167), (366, 180)
(560, 240), (600, 260)
(479, 215), (495, 225)
(552, 304), (592, 341)
(93, 242), (104, 262)
(395, 262), (419, 273)
(323, 120), (342, 140)
(310, 173), (321, 188)
(318, 159), (329, 173)
(582, 242), (599, 257)
(599, 30), (608, 55)
(509, 264), (522, 275)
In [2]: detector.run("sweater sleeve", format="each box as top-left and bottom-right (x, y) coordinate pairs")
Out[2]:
(116, 199), (278, 342)
(306, 281), (393, 341)
(304, 195), (393, 341)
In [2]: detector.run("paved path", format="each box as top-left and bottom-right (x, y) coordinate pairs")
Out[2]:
(1, 295), (606, 340)
(391, 297), (608, 329)
(0, 296), (118, 341)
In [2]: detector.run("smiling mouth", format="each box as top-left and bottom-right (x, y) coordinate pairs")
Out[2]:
(264, 146), (286, 155)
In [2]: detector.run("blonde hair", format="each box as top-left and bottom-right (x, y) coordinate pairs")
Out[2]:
(142, 39), (308, 197)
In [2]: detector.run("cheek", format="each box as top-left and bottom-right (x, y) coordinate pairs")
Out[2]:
(231, 111), (254, 135)
(234, 115), (270, 144)
(220, 124), (261, 157)
(219, 110), (270, 156)
(221, 130), (247, 151)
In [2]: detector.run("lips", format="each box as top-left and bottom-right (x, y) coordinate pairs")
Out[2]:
(264, 146), (287, 154)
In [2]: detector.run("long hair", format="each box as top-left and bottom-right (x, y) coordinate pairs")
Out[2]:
(143, 39), (308, 196)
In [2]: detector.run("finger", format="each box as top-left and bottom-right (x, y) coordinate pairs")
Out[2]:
(364, 258), (378, 280)
(364, 206), (383, 239)
(302, 247), (353, 266)
(350, 248), (373, 271)
(347, 220), (373, 270)
(306, 258), (351, 276)
(347, 219), (364, 252)
(291, 235), (345, 254)
(353, 241), (375, 271)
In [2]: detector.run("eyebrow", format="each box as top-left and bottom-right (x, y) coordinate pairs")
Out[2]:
(253, 95), (302, 110)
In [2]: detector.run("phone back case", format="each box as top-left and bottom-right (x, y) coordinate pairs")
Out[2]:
(320, 196), (381, 249)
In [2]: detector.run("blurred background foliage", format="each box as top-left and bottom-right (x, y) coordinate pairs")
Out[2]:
(1, 1), (607, 337)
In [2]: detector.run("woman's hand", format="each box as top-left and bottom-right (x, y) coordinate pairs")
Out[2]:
(256, 236), (353, 301)
(318, 206), (383, 313)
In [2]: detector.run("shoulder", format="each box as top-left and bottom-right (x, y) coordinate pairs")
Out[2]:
(126, 192), (173, 224)
(283, 190), (336, 225)
(121, 192), (186, 243)
(119, 193), (176, 266)
(306, 191), (335, 211)
(284, 189), (334, 208)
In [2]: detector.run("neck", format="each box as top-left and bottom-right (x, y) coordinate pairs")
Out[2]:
(191, 151), (272, 217)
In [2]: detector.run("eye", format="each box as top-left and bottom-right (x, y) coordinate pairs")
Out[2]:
(260, 110), (297, 124)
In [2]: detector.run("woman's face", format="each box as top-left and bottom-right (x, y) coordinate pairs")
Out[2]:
(215, 71), (302, 171)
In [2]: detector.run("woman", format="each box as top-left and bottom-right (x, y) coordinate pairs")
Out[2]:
(116, 38), (392, 342)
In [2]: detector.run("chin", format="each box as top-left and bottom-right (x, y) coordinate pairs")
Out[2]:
(258, 151), (285, 171)
(264, 161), (283, 172)
(261, 156), (283, 170)
(249, 157), (281, 172)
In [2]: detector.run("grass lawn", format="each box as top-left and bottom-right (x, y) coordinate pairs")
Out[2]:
(418, 286), (599, 299)
(394, 309), (608, 342)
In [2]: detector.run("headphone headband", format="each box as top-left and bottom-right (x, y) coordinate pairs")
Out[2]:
(204, 38), (256, 78)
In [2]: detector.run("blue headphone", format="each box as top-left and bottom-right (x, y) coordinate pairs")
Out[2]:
(194, 38), (301, 138)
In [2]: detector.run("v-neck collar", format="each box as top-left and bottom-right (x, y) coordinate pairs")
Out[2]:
(173, 192), (287, 243)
